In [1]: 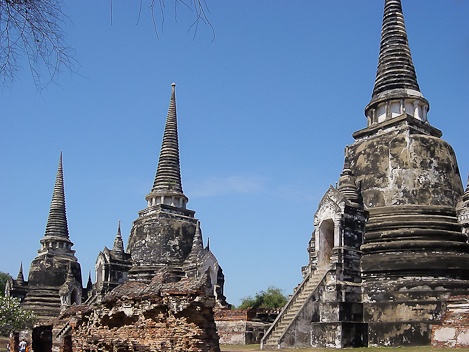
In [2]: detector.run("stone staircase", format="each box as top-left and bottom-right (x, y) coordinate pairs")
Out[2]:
(261, 268), (328, 350)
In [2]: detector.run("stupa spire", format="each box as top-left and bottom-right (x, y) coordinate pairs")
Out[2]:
(365, 0), (429, 126)
(186, 221), (204, 262)
(338, 148), (360, 205)
(146, 83), (188, 209)
(153, 83), (183, 194)
(112, 221), (124, 251)
(16, 262), (24, 283)
(44, 152), (69, 239)
(373, 0), (419, 96)
(112, 221), (125, 259)
(86, 272), (93, 291)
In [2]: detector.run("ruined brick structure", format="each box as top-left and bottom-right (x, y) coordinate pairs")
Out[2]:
(65, 270), (220, 352)
(29, 270), (219, 352)
(6, 153), (85, 321)
(262, 0), (469, 349)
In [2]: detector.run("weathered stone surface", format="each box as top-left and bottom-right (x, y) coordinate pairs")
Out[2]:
(214, 308), (277, 345)
(432, 295), (469, 348)
(28, 257), (82, 289)
(216, 321), (268, 345)
(310, 322), (367, 348)
(349, 117), (463, 209)
(53, 271), (220, 352)
(128, 209), (197, 270)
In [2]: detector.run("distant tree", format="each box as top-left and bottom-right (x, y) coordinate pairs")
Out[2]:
(237, 286), (288, 310)
(0, 272), (10, 297)
(238, 295), (257, 310)
(0, 0), (212, 89)
(0, 296), (36, 336)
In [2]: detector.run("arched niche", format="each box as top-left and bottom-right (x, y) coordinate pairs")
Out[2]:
(317, 219), (335, 268)
(70, 287), (80, 305)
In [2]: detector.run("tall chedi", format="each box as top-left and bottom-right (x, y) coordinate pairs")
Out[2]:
(347, 0), (469, 346)
(127, 83), (195, 281)
(261, 0), (468, 349)
(6, 153), (83, 321)
(125, 84), (228, 307)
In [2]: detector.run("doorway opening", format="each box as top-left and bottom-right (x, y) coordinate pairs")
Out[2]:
(318, 219), (334, 268)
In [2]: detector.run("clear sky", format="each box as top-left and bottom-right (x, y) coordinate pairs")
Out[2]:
(1, 1), (468, 307)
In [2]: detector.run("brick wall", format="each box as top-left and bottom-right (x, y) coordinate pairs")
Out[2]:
(214, 308), (256, 321)
(432, 295), (469, 348)
(214, 308), (279, 322)
(50, 271), (220, 352)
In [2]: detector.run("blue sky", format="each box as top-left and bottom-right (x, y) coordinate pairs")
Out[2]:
(1, 1), (468, 307)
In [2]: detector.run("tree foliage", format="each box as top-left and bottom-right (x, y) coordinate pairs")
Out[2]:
(0, 0), (73, 88)
(0, 0), (212, 89)
(237, 286), (288, 310)
(0, 296), (36, 336)
(136, 0), (213, 40)
(0, 273), (10, 297)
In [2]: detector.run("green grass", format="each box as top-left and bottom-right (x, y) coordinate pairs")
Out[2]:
(220, 346), (469, 352)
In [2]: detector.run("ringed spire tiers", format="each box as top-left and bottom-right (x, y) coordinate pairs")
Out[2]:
(365, 0), (429, 127)
(44, 152), (70, 238)
(146, 83), (188, 209)
(38, 152), (74, 256)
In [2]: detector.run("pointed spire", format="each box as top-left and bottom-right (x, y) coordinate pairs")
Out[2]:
(16, 262), (24, 284)
(373, 0), (419, 96)
(86, 271), (93, 290)
(112, 221), (125, 253)
(193, 221), (203, 250)
(145, 83), (189, 209)
(44, 152), (70, 239)
(152, 83), (184, 194)
(186, 221), (203, 262)
(206, 237), (210, 251)
(365, 0), (429, 124)
(338, 148), (361, 205)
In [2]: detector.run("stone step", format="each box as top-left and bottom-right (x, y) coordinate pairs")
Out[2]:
(262, 269), (328, 348)
(26, 293), (60, 299)
(23, 299), (61, 306)
(24, 296), (60, 302)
